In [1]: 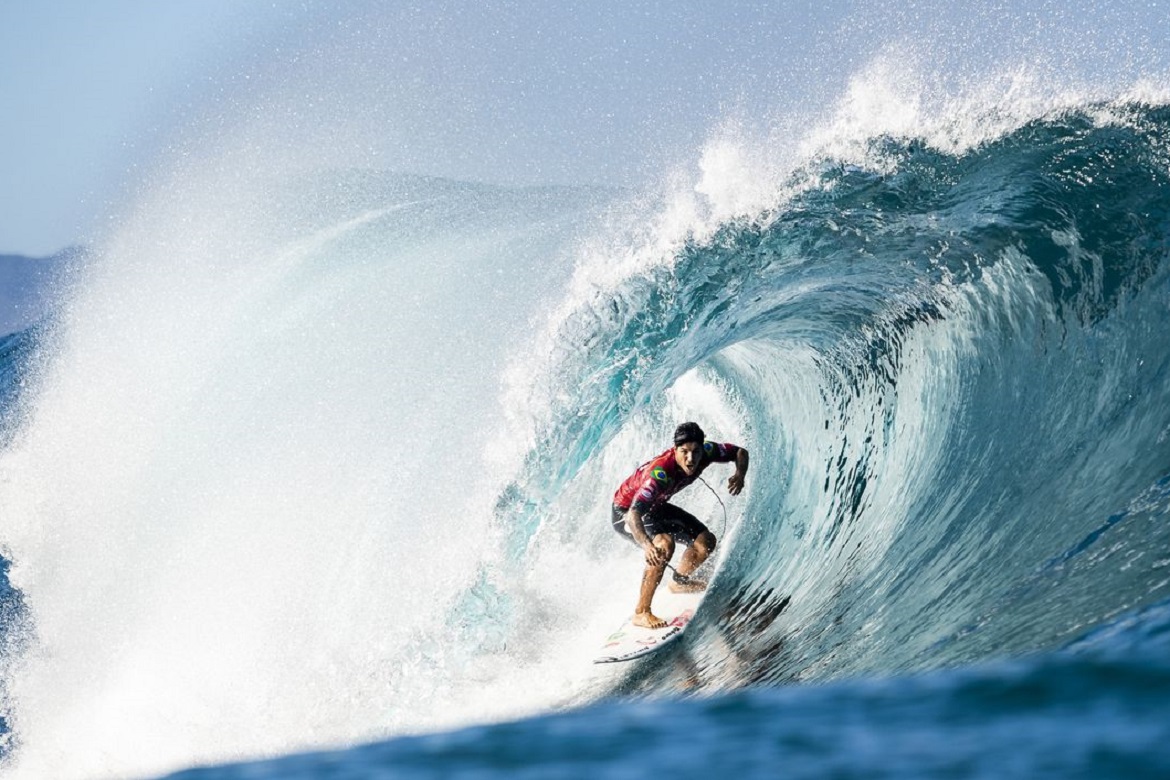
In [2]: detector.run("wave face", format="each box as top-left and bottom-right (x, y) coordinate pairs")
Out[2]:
(3, 76), (1170, 780)
(495, 100), (1170, 694)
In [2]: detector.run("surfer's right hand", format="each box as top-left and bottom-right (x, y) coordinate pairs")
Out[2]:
(644, 543), (667, 568)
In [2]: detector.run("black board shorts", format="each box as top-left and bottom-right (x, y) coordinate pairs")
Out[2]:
(611, 503), (710, 548)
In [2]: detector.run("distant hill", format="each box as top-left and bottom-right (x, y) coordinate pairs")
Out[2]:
(0, 248), (81, 336)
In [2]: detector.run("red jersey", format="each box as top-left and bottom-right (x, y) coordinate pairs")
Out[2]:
(613, 441), (742, 512)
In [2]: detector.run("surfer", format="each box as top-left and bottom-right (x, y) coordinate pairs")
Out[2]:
(611, 422), (749, 629)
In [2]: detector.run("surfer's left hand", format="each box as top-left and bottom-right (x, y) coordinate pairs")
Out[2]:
(728, 472), (745, 495)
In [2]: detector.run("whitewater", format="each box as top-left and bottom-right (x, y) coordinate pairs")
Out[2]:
(3, 20), (1170, 780)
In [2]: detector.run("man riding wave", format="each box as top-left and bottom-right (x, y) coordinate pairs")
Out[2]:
(610, 422), (749, 628)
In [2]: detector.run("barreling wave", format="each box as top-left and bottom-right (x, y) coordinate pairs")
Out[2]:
(2, 95), (1170, 778)
(497, 99), (1170, 691)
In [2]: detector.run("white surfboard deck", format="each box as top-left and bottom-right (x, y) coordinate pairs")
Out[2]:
(593, 589), (704, 664)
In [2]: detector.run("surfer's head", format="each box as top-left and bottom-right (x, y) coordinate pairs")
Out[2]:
(673, 422), (705, 474)
(673, 422), (705, 447)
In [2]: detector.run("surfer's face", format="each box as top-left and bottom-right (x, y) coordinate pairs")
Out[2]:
(675, 441), (703, 475)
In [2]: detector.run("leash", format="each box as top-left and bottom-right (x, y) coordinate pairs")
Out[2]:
(698, 476), (729, 538)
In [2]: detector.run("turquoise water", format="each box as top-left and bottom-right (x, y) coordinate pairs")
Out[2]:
(2, 72), (1170, 780)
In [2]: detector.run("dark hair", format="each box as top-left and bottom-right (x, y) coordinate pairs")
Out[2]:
(673, 422), (706, 446)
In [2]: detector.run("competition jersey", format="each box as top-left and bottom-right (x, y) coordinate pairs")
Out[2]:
(613, 441), (742, 513)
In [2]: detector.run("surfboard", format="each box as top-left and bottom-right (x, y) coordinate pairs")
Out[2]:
(593, 589), (704, 664)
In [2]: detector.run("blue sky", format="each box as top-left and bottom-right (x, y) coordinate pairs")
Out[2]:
(3, 0), (850, 257)
(2, 1), (1168, 257)
(1, 1), (288, 256)
(0, 1), (862, 256)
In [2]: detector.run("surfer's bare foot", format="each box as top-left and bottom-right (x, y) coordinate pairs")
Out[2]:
(632, 611), (668, 629)
(669, 578), (707, 593)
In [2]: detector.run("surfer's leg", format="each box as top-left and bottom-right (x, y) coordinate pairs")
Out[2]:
(673, 530), (716, 592)
(632, 533), (673, 629)
(651, 504), (714, 592)
(679, 528), (715, 573)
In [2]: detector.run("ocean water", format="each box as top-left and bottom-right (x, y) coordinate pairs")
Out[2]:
(3, 18), (1170, 780)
